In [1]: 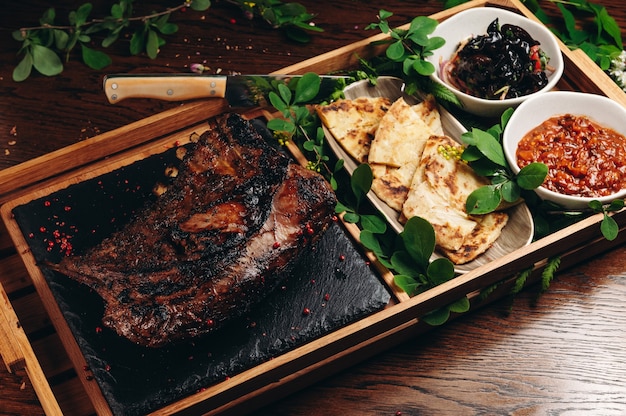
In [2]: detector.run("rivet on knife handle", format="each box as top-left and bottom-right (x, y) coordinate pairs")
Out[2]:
(103, 75), (228, 104)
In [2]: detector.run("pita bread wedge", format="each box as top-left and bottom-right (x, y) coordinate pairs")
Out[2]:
(316, 96), (391, 163)
(370, 162), (417, 211)
(368, 96), (443, 210)
(402, 180), (478, 252)
(401, 135), (508, 264)
(440, 211), (509, 264)
(420, 135), (491, 208)
(368, 96), (441, 167)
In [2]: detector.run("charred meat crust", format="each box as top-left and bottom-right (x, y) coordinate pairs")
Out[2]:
(52, 113), (336, 348)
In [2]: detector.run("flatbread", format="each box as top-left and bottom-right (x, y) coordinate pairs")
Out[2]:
(402, 180), (478, 252)
(321, 92), (508, 265)
(401, 135), (508, 264)
(368, 95), (443, 210)
(368, 95), (442, 167)
(370, 162), (416, 211)
(439, 212), (509, 264)
(316, 96), (392, 163)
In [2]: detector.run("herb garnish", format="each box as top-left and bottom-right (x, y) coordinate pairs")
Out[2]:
(337, 165), (469, 325)
(460, 108), (548, 215)
(363, 10), (460, 106)
(11, 0), (321, 82)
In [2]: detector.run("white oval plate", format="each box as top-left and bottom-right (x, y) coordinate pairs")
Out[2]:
(323, 77), (534, 273)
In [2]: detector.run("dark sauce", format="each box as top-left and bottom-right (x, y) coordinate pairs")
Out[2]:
(442, 18), (552, 100)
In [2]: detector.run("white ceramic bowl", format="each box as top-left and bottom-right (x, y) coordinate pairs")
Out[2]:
(503, 91), (626, 209)
(426, 7), (563, 118)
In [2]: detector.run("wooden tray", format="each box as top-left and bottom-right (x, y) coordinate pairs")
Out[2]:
(2, 0), (626, 414)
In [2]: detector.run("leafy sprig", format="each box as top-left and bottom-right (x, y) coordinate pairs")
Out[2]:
(263, 72), (349, 177)
(11, 0), (321, 82)
(337, 164), (469, 325)
(589, 198), (625, 241)
(12, 0), (210, 81)
(231, 0), (324, 43)
(363, 10), (460, 105)
(460, 108), (548, 214)
(523, 0), (623, 70)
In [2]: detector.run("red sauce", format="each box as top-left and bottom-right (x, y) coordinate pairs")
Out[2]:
(516, 114), (626, 197)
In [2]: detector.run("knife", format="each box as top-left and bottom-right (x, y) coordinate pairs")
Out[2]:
(103, 73), (349, 106)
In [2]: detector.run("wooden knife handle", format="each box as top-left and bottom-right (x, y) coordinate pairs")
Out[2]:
(103, 75), (228, 103)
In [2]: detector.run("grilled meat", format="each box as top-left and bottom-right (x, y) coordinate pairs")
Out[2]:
(51, 113), (336, 347)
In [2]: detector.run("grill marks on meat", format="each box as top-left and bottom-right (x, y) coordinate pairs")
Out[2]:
(52, 113), (337, 347)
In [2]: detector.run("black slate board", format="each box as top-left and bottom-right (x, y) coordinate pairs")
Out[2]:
(10, 120), (391, 415)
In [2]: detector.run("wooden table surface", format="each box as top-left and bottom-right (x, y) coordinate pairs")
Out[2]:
(1, 0), (626, 415)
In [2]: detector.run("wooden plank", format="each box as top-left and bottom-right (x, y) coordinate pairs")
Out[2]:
(0, 283), (63, 415)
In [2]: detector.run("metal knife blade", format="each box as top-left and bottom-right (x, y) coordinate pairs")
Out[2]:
(103, 74), (348, 106)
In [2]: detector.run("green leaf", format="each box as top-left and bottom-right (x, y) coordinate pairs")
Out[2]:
(540, 256), (561, 293)
(351, 163), (373, 206)
(401, 216), (436, 270)
(594, 5), (623, 48)
(394, 275), (421, 297)
(379, 9), (393, 20)
(500, 180), (521, 203)
(516, 162), (548, 190)
(111, 3), (124, 19)
(471, 128), (506, 166)
(466, 185), (501, 215)
(448, 296), (470, 313)
(191, 0), (211, 11)
(608, 199), (625, 211)
(267, 117), (295, 134)
(102, 32), (120, 48)
(408, 16), (438, 36)
(71, 3), (93, 27)
(158, 22), (178, 35)
(130, 30), (144, 55)
(424, 36), (445, 52)
(500, 107), (514, 129)
(53, 29), (69, 49)
(81, 44), (112, 70)
(427, 257), (455, 285)
(557, 3), (588, 44)
(146, 29), (159, 59)
(12, 29), (26, 42)
(302, 140), (315, 152)
(600, 214), (619, 241)
(343, 212), (360, 224)
(421, 307), (450, 326)
(39, 8), (56, 26)
(268, 91), (289, 113)
(12, 53), (33, 82)
(31, 44), (63, 76)
(588, 199), (604, 212)
(386, 40), (406, 61)
(412, 59), (435, 76)
(360, 229), (384, 256)
(360, 214), (387, 234)
(391, 251), (421, 277)
(460, 144), (483, 162)
(293, 72), (321, 104)
(277, 83), (292, 105)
